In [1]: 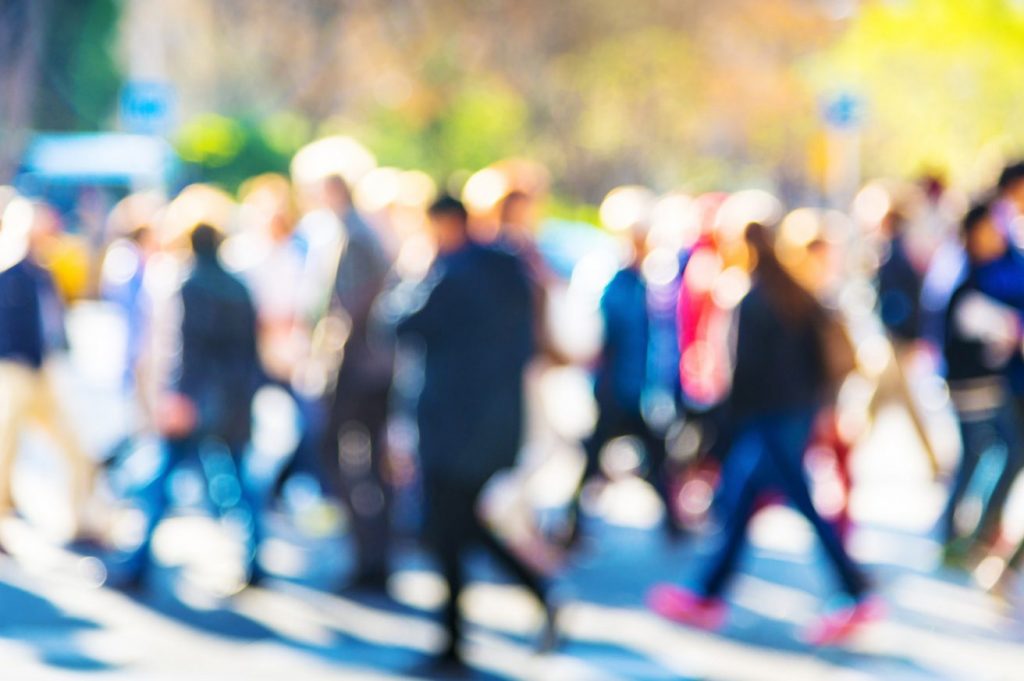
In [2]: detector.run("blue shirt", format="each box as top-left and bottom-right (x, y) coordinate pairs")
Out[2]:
(0, 258), (45, 368)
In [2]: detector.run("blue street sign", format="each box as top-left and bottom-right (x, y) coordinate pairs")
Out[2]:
(822, 92), (864, 130)
(120, 81), (175, 135)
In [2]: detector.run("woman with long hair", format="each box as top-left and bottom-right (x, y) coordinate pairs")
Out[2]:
(649, 222), (879, 645)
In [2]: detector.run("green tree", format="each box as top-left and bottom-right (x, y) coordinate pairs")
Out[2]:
(810, 0), (1024, 188)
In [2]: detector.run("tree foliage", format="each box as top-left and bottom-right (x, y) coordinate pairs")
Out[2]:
(811, 0), (1024, 188)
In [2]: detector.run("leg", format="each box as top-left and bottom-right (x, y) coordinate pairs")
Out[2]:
(195, 439), (263, 577)
(941, 417), (991, 544)
(566, 407), (623, 540)
(350, 383), (393, 582)
(29, 368), (97, 534)
(125, 438), (184, 576)
(476, 511), (548, 604)
(234, 444), (266, 580)
(698, 426), (768, 598)
(0, 363), (33, 517)
(891, 342), (940, 476)
(973, 402), (1024, 547)
(424, 477), (471, 659)
(325, 374), (392, 583)
(637, 415), (681, 534)
(271, 389), (326, 500)
(764, 414), (867, 598)
(579, 407), (620, 488)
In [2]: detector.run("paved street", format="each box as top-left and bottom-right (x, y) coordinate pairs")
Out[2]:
(3, 305), (1024, 680)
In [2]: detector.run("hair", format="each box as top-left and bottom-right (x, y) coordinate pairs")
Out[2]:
(961, 200), (992, 239)
(882, 208), (908, 236)
(499, 190), (530, 224)
(428, 194), (469, 224)
(190, 223), (223, 258)
(998, 162), (1024, 194)
(323, 174), (353, 204)
(744, 221), (822, 326)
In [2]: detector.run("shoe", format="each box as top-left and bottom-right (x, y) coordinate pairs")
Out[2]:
(340, 570), (390, 594)
(664, 515), (687, 543)
(410, 647), (471, 678)
(537, 602), (560, 653)
(647, 584), (726, 631)
(106, 562), (148, 593)
(803, 595), (885, 647)
(66, 535), (109, 555)
(245, 563), (270, 588)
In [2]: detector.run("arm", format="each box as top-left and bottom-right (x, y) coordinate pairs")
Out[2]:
(394, 267), (453, 342)
(976, 254), (1024, 311)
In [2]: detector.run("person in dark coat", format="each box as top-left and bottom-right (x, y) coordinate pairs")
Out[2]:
(395, 196), (555, 670)
(120, 224), (264, 588)
(319, 175), (397, 591)
(871, 209), (938, 475)
(649, 223), (875, 646)
(940, 202), (1024, 563)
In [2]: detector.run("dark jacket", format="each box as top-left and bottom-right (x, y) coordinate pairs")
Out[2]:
(333, 210), (395, 388)
(0, 258), (45, 368)
(877, 235), (922, 341)
(728, 285), (826, 420)
(173, 254), (260, 447)
(943, 275), (1008, 384)
(594, 267), (650, 413)
(397, 241), (533, 487)
(944, 251), (1024, 386)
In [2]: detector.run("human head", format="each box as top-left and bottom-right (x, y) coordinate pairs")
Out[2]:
(190, 223), (223, 260)
(879, 209), (907, 238)
(322, 174), (353, 215)
(499, 190), (535, 229)
(427, 195), (469, 254)
(744, 221), (820, 325)
(997, 162), (1024, 213)
(241, 173), (296, 242)
(962, 201), (1005, 265)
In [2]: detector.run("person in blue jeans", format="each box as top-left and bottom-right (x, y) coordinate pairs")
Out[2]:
(649, 222), (874, 645)
(940, 201), (1024, 562)
(116, 224), (265, 589)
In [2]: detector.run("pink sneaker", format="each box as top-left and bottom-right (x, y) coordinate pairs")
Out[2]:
(647, 584), (727, 631)
(803, 596), (886, 647)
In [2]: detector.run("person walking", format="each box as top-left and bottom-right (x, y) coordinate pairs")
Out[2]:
(939, 202), (1024, 564)
(396, 196), (555, 670)
(119, 224), (264, 588)
(318, 174), (397, 591)
(566, 217), (684, 545)
(649, 222), (877, 646)
(0, 198), (97, 544)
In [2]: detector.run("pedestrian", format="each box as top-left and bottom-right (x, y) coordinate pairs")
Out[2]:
(318, 174), (397, 592)
(871, 207), (939, 475)
(396, 195), (556, 670)
(649, 222), (878, 646)
(566, 216), (684, 545)
(939, 201), (1024, 564)
(119, 223), (264, 588)
(0, 198), (98, 545)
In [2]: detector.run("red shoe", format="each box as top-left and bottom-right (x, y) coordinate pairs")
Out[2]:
(647, 584), (727, 631)
(803, 596), (885, 647)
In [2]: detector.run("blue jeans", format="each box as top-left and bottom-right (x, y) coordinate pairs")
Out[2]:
(942, 399), (1024, 546)
(127, 437), (264, 578)
(698, 409), (867, 599)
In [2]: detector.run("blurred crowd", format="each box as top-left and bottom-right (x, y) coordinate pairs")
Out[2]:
(4, 141), (1024, 671)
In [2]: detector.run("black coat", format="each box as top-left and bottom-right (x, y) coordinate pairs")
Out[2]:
(728, 285), (826, 420)
(397, 242), (534, 488)
(173, 255), (260, 447)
